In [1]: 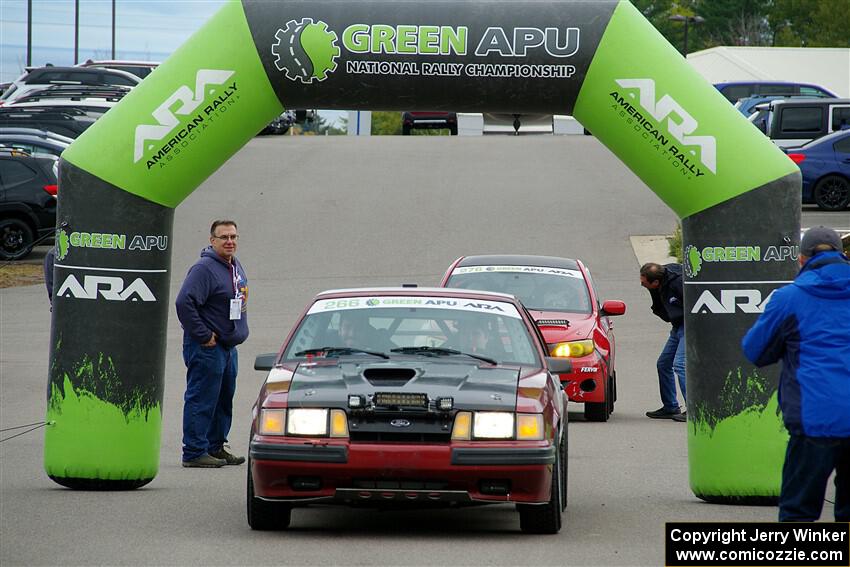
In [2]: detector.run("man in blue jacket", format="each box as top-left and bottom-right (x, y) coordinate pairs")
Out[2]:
(176, 220), (249, 468)
(640, 262), (687, 422)
(742, 226), (850, 522)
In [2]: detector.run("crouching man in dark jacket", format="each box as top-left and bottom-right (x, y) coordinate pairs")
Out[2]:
(640, 262), (687, 421)
(176, 220), (249, 468)
(742, 226), (850, 522)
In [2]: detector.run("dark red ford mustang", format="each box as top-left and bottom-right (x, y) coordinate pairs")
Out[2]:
(248, 287), (569, 533)
(441, 255), (626, 422)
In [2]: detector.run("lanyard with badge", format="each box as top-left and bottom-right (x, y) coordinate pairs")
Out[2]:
(229, 262), (242, 320)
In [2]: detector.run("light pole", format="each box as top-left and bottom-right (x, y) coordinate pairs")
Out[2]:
(111, 0), (116, 59)
(669, 14), (705, 56)
(26, 0), (32, 66)
(74, 0), (79, 64)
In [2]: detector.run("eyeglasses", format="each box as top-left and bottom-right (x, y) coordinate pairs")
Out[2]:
(213, 234), (239, 241)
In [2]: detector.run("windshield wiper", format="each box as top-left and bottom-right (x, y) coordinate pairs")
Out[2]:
(295, 347), (389, 359)
(390, 346), (497, 365)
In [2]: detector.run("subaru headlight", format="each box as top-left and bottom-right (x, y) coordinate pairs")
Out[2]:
(473, 412), (514, 439)
(287, 408), (328, 436)
(551, 339), (594, 358)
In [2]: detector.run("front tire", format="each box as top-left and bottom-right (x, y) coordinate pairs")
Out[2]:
(518, 429), (565, 534)
(813, 175), (850, 210)
(247, 459), (292, 530)
(0, 218), (34, 261)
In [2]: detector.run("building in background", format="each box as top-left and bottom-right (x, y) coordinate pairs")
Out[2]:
(686, 47), (850, 98)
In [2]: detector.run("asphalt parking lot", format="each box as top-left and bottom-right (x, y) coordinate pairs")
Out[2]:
(0, 135), (844, 566)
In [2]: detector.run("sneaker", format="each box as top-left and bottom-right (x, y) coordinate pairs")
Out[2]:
(182, 453), (226, 468)
(646, 407), (682, 419)
(209, 446), (246, 466)
(672, 411), (687, 422)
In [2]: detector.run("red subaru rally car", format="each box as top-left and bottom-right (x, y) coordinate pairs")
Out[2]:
(441, 256), (626, 422)
(248, 287), (569, 533)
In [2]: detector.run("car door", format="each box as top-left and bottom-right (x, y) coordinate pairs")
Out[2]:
(834, 135), (850, 177)
(0, 156), (40, 202)
(829, 105), (850, 134)
(772, 104), (826, 148)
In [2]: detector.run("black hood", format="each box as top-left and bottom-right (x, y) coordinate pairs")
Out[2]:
(287, 359), (519, 411)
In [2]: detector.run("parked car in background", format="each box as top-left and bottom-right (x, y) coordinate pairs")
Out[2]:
(77, 59), (159, 79)
(402, 111), (458, 135)
(735, 95), (823, 118)
(0, 107), (96, 139)
(0, 128), (72, 158)
(249, 286), (570, 533)
(749, 98), (850, 148)
(0, 148), (58, 260)
(441, 255), (626, 422)
(0, 66), (140, 105)
(258, 111), (294, 135)
(785, 130), (850, 211)
(714, 81), (837, 104)
(0, 85), (128, 139)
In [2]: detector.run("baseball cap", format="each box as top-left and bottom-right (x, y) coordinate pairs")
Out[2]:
(800, 226), (842, 257)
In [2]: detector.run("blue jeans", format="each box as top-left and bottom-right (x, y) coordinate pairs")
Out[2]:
(182, 337), (238, 461)
(780, 435), (850, 522)
(657, 325), (686, 411)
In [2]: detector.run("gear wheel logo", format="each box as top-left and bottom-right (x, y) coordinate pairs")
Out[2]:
(684, 245), (702, 278)
(56, 227), (70, 261)
(272, 18), (340, 83)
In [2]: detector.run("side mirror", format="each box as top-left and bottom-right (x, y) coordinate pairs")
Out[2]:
(545, 357), (572, 375)
(254, 353), (278, 371)
(601, 300), (626, 316)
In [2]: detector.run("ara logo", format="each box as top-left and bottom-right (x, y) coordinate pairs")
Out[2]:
(691, 289), (774, 314)
(57, 274), (156, 302)
(272, 19), (340, 83)
(133, 69), (235, 162)
(614, 78), (716, 174)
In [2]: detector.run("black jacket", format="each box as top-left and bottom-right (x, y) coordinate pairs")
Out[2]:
(649, 263), (684, 327)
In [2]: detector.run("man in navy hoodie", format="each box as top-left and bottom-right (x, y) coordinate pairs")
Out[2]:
(176, 220), (249, 468)
(743, 226), (850, 522)
(640, 262), (687, 422)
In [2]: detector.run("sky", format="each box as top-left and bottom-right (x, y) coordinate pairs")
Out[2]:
(0, 0), (345, 125)
(0, 1), (227, 81)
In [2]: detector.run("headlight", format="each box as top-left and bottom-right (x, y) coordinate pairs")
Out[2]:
(473, 412), (514, 439)
(259, 409), (286, 435)
(329, 409), (349, 438)
(551, 339), (594, 358)
(451, 411), (472, 440)
(516, 414), (544, 440)
(287, 408), (328, 436)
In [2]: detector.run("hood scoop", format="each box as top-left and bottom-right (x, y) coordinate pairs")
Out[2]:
(537, 319), (570, 326)
(363, 367), (417, 387)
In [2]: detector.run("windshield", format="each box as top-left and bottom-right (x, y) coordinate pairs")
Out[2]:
(446, 265), (592, 313)
(283, 296), (540, 366)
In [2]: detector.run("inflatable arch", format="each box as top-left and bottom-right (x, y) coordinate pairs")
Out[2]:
(47, 0), (799, 501)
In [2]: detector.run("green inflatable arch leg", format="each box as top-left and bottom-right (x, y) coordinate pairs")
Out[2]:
(49, 0), (799, 499)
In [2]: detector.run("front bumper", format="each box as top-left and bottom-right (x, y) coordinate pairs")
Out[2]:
(557, 355), (605, 403)
(250, 438), (553, 504)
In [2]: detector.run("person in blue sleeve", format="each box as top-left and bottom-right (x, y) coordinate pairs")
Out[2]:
(176, 220), (249, 468)
(640, 262), (687, 422)
(742, 226), (850, 522)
